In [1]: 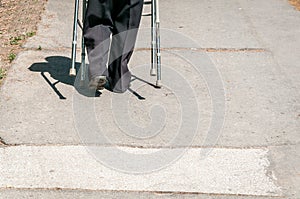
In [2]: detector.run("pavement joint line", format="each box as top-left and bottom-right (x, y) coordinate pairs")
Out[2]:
(0, 137), (7, 146)
(136, 47), (269, 53)
(0, 187), (284, 198)
(22, 47), (269, 53)
(0, 142), (297, 149)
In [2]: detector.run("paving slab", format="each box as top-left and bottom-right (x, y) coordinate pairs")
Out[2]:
(0, 49), (211, 146)
(0, 50), (298, 148)
(0, 146), (281, 196)
(208, 52), (300, 147)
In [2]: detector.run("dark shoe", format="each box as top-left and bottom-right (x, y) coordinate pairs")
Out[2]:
(104, 80), (112, 91)
(88, 76), (107, 90)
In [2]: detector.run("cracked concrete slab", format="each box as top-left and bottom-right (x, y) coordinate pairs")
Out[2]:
(0, 50), (298, 149)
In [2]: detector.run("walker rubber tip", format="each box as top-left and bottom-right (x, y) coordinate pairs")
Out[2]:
(69, 68), (76, 76)
(156, 80), (162, 88)
(150, 68), (157, 76)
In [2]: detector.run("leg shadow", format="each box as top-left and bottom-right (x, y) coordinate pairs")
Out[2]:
(28, 56), (101, 99)
(127, 75), (159, 100)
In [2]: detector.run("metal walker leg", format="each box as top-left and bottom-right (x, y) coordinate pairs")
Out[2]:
(70, 0), (161, 88)
(80, 0), (87, 85)
(150, 0), (157, 77)
(149, 0), (162, 88)
(69, 0), (80, 76)
(154, 0), (162, 88)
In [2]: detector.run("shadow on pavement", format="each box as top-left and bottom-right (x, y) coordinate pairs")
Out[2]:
(28, 56), (102, 99)
(28, 56), (152, 100)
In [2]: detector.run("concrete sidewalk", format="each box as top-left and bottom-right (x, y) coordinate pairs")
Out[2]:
(0, 0), (299, 198)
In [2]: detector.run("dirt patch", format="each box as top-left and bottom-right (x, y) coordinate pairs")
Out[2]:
(289, 0), (300, 10)
(0, 0), (47, 85)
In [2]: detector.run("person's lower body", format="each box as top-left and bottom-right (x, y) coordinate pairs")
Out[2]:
(83, 0), (143, 93)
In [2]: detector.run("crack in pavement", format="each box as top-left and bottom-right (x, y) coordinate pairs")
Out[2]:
(136, 47), (268, 53)
(22, 47), (268, 53)
(0, 136), (8, 146)
(0, 187), (284, 198)
(0, 142), (298, 149)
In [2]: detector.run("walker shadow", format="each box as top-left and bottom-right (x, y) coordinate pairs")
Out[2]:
(28, 56), (102, 99)
(28, 56), (153, 100)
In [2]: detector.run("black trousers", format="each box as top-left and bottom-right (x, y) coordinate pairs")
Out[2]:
(84, 0), (144, 93)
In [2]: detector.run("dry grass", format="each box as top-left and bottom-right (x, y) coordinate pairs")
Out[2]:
(0, 0), (47, 85)
(289, 0), (300, 10)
